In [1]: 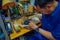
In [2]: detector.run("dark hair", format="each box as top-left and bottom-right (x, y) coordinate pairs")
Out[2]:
(56, 0), (59, 1)
(35, 0), (54, 8)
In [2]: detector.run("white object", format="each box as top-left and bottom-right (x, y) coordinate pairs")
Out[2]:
(31, 17), (40, 24)
(19, 24), (29, 27)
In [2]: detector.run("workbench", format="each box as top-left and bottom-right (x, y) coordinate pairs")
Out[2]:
(10, 19), (41, 40)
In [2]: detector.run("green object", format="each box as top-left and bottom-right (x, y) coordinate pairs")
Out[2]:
(14, 20), (20, 32)
(13, 7), (19, 14)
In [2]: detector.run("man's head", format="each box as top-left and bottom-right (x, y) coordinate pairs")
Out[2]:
(35, 0), (58, 14)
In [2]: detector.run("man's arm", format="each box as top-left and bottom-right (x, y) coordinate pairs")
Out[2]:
(29, 21), (55, 40)
(38, 28), (55, 40)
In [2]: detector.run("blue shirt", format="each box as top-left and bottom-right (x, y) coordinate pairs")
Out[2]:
(42, 2), (60, 40)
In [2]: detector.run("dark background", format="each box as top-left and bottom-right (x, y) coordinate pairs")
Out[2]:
(0, 0), (2, 9)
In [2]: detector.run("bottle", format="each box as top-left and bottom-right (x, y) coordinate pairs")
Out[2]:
(4, 17), (13, 35)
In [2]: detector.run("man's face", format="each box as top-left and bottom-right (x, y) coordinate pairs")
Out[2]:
(40, 7), (52, 14)
(36, 4), (53, 15)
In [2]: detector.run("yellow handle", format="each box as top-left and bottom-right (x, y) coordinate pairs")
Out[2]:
(2, 0), (11, 6)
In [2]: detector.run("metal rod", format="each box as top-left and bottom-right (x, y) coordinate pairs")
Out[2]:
(0, 13), (10, 40)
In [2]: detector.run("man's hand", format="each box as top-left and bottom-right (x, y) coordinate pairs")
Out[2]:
(28, 21), (55, 40)
(29, 21), (38, 30)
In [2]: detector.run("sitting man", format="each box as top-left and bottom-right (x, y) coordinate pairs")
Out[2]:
(28, 0), (60, 40)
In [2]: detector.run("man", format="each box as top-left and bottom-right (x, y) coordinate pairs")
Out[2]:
(28, 0), (60, 40)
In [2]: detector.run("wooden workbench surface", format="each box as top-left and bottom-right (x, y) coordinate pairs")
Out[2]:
(10, 28), (30, 40)
(10, 19), (41, 40)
